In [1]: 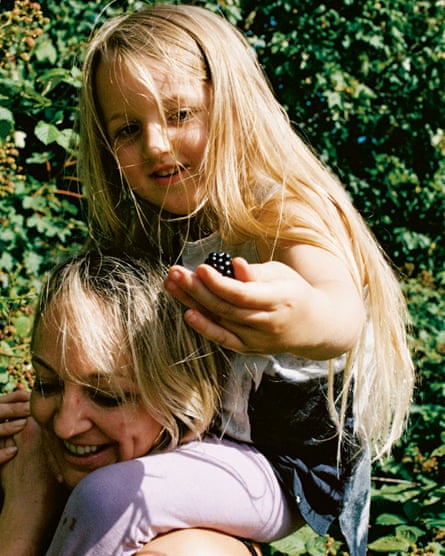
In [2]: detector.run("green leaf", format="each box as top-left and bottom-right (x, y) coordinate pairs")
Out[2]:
(34, 121), (60, 145)
(0, 339), (14, 372)
(395, 525), (425, 543)
(431, 443), (445, 457)
(55, 128), (75, 150)
(34, 38), (57, 65)
(306, 535), (329, 555)
(423, 516), (445, 529)
(12, 315), (33, 338)
(0, 227), (15, 242)
(375, 513), (407, 526)
(24, 251), (43, 275)
(269, 525), (318, 554)
(0, 252), (14, 273)
(38, 67), (74, 95)
(368, 535), (411, 552)
(25, 151), (51, 165)
(0, 106), (14, 138)
(23, 194), (48, 212)
(271, 526), (316, 554)
(373, 483), (421, 502)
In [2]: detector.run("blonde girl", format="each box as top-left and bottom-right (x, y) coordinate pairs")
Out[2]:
(78, 4), (415, 554)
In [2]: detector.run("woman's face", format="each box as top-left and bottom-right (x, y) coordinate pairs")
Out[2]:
(96, 58), (210, 215)
(31, 315), (162, 490)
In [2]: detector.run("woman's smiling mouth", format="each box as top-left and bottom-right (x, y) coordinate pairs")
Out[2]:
(64, 440), (104, 457)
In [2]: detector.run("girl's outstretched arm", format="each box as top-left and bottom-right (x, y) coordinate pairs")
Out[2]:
(165, 243), (365, 359)
(0, 390), (30, 464)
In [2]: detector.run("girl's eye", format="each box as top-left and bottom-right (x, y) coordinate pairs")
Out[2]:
(114, 122), (140, 142)
(167, 108), (194, 123)
(33, 379), (62, 397)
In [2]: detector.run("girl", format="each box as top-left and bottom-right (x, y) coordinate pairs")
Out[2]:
(0, 251), (273, 555)
(77, 3), (414, 554)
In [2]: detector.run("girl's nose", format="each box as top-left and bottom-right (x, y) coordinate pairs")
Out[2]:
(53, 385), (92, 439)
(142, 121), (171, 158)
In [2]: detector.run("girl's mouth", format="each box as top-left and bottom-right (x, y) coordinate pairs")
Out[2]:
(151, 164), (189, 182)
(153, 168), (180, 178)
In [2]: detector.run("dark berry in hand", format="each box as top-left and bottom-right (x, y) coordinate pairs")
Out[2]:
(204, 252), (234, 277)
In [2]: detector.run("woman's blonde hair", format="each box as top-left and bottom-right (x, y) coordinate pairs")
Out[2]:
(79, 4), (414, 458)
(31, 250), (226, 450)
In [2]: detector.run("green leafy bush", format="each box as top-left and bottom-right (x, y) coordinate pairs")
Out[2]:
(239, 0), (445, 276)
(0, 0), (87, 290)
(0, 0), (88, 391)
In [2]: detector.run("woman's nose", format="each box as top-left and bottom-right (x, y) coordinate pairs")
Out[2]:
(142, 121), (171, 157)
(52, 386), (92, 439)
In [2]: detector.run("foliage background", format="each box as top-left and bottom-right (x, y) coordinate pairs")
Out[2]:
(0, 0), (443, 554)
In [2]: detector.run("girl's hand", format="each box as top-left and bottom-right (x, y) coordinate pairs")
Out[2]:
(0, 417), (66, 555)
(165, 244), (364, 359)
(0, 390), (30, 464)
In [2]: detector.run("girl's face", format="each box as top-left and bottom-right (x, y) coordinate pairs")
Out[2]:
(31, 316), (162, 490)
(96, 58), (210, 215)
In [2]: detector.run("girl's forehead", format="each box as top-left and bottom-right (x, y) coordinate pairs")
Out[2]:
(97, 55), (207, 100)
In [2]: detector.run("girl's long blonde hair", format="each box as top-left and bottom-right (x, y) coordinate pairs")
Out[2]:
(32, 250), (226, 450)
(79, 4), (414, 458)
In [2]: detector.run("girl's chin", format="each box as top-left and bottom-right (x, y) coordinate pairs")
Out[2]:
(134, 187), (205, 216)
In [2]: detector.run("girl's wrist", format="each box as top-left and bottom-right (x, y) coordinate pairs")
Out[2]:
(0, 515), (44, 556)
(0, 496), (57, 555)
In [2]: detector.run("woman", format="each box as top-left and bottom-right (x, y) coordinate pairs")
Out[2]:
(0, 250), (285, 554)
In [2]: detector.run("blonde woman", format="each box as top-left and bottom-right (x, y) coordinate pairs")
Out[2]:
(77, 4), (415, 554)
(0, 251), (271, 555)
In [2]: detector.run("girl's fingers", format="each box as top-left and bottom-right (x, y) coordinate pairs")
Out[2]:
(0, 392), (31, 424)
(164, 273), (205, 311)
(166, 265), (278, 329)
(0, 435), (18, 464)
(0, 418), (28, 437)
(168, 264), (261, 315)
(0, 402), (31, 419)
(195, 265), (258, 304)
(184, 309), (246, 352)
(0, 390), (31, 403)
(0, 444), (18, 465)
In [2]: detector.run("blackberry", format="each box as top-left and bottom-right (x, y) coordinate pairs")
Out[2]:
(204, 252), (234, 277)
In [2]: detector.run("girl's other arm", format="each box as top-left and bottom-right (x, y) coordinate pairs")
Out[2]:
(0, 417), (66, 556)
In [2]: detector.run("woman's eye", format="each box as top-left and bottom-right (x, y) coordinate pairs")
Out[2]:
(33, 380), (62, 397)
(89, 388), (129, 408)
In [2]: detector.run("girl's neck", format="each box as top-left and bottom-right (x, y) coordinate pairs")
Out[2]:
(135, 200), (216, 261)
(177, 214), (213, 243)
